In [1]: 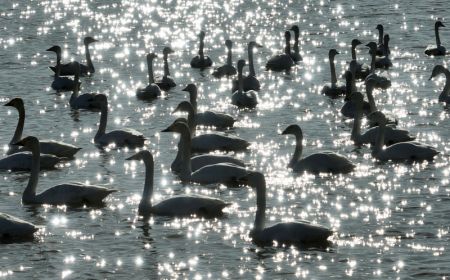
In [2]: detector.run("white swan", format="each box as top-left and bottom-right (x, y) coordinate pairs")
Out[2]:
(232, 60), (258, 109)
(341, 65), (370, 119)
(0, 213), (39, 241)
(126, 150), (230, 217)
(321, 49), (346, 98)
(15, 136), (116, 206)
(350, 91), (415, 146)
(374, 34), (393, 69)
(156, 47), (176, 90)
(46, 46), (80, 92)
(350, 39), (370, 80)
(49, 37), (98, 76)
(365, 42), (391, 89)
(232, 41), (262, 92)
(429, 65), (450, 104)
(212, 40), (237, 78)
(425, 21), (446, 56)
(162, 121), (249, 185)
(136, 53), (161, 100)
(184, 84), (235, 129)
(281, 125), (355, 174)
(93, 94), (146, 148)
(266, 31), (295, 71)
(241, 171), (332, 246)
(368, 111), (439, 161)
(289, 25), (303, 62)
(69, 62), (100, 110)
(190, 31), (213, 68)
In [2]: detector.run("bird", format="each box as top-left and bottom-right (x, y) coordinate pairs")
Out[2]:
(136, 53), (161, 100)
(341, 66), (371, 119)
(156, 47), (176, 91)
(15, 136), (116, 206)
(425, 21), (446, 56)
(369, 24), (386, 56)
(126, 150), (231, 218)
(364, 78), (398, 127)
(232, 60), (258, 109)
(321, 49), (346, 98)
(93, 94), (146, 148)
(190, 31), (213, 68)
(69, 62), (100, 110)
(4, 98), (81, 158)
(0, 152), (63, 171)
(365, 42), (391, 89)
(428, 65), (450, 104)
(265, 31), (295, 71)
(46, 45), (80, 92)
(0, 213), (39, 242)
(281, 124), (355, 174)
(289, 25), (303, 62)
(374, 34), (393, 69)
(231, 41), (262, 92)
(349, 39), (370, 80)
(212, 39), (237, 78)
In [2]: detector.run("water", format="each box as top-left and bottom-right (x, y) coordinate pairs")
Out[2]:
(0, 0), (449, 278)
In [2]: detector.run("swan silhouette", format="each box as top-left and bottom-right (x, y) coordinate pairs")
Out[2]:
(349, 39), (370, 80)
(190, 31), (213, 68)
(156, 47), (176, 90)
(46, 45), (80, 92)
(425, 21), (446, 56)
(374, 34), (392, 69)
(136, 53), (161, 99)
(321, 49), (346, 98)
(212, 40), (237, 78)
(266, 31), (295, 71)
(429, 65), (450, 104)
(231, 41), (262, 92)
(232, 60), (258, 109)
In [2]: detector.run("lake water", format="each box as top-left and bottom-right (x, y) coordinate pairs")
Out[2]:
(0, 0), (449, 278)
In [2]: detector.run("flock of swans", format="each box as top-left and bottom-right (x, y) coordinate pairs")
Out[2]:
(1, 20), (448, 248)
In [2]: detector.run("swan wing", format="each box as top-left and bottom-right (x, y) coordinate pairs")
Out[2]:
(196, 111), (235, 128)
(152, 195), (229, 217)
(255, 222), (332, 245)
(293, 152), (354, 174)
(191, 133), (250, 152)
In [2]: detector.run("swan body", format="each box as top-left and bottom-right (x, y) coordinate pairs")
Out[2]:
(289, 25), (303, 62)
(340, 68), (371, 118)
(156, 47), (176, 90)
(69, 62), (100, 110)
(0, 152), (62, 171)
(94, 94), (145, 148)
(282, 125), (355, 174)
(232, 60), (258, 108)
(429, 65), (450, 104)
(212, 40), (237, 78)
(266, 31), (295, 71)
(46, 46), (80, 92)
(365, 42), (391, 89)
(321, 49), (346, 98)
(0, 213), (38, 241)
(191, 31), (213, 68)
(232, 42), (262, 92)
(49, 37), (98, 76)
(349, 39), (371, 80)
(425, 21), (446, 56)
(136, 53), (161, 99)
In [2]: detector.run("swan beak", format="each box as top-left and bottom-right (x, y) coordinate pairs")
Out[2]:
(181, 86), (189, 92)
(280, 129), (289, 135)
(161, 127), (171, 132)
(428, 75), (433, 81)
(125, 154), (139, 161)
(255, 43), (263, 48)
(172, 107), (180, 114)
(336, 51), (340, 55)
(4, 101), (13, 106)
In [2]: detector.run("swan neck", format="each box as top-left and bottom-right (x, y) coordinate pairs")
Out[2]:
(199, 37), (205, 59)
(163, 53), (170, 77)
(10, 104), (25, 147)
(330, 54), (337, 85)
(238, 65), (244, 94)
(441, 70), (450, 101)
(284, 35), (291, 55)
(23, 142), (40, 201)
(373, 121), (386, 156)
(370, 52), (376, 73)
(248, 46), (256, 76)
(289, 134), (303, 167)
(351, 45), (357, 60)
(95, 104), (108, 140)
(293, 33), (299, 53)
(351, 105), (362, 142)
(179, 128), (192, 182)
(189, 90), (198, 114)
(378, 28), (384, 45)
(366, 87), (377, 113)
(141, 155), (154, 209)
(435, 24), (442, 47)
(253, 176), (266, 233)
(147, 57), (155, 84)
(226, 45), (232, 66)
(85, 44), (94, 72)
(186, 106), (196, 135)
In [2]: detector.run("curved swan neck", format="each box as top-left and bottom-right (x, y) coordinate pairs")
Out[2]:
(435, 24), (442, 47)
(289, 133), (303, 167)
(85, 43), (94, 72)
(140, 154), (154, 209)
(147, 57), (155, 84)
(95, 103), (108, 140)
(329, 53), (337, 85)
(10, 103), (25, 146)
(253, 174), (266, 233)
(226, 45), (233, 66)
(373, 121), (386, 156)
(248, 45), (256, 77)
(178, 127), (192, 182)
(366, 85), (377, 112)
(23, 141), (40, 201)
(163, 53), (170, 77)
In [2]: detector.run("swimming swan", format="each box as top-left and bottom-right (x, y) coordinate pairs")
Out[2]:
(321, 49), (346, 98)
(374, 34), (393, 69)
(94, 94), (146, 148)
(429, 65), (450, 104)
(156, 47), (176, 90)
(281, 125), (355, 174)
(47, 45), (80, 92)
(232, 41), (262, 92)
(136, 53), (161, 99)
(49, 37), (98, 76)
(369, 24), (385, 56)
(365, 42), (391, 89)
(289, 25), (303, 62)
(69, 62), (100, 110)
(425, 21), (446, 56)
(15, 136), (116, 206)
(190, 31), (213, 68)
(368, 111), (439, 161)
(265, 31), (295, 71)
(241, 171), (332, 246)
(4, 98), (81, 158)
(0, 213), (39, 241)
(212, 40), (237, 78)
(232, 60), (258, 109)
(350, 39), (370, 80)
(126, 150), (230, 217)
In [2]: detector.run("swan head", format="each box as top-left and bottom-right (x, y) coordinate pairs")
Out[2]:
(173, 101), (193, 114)
(225, 39), (233, 48)
(248, 41), (263, 49)
(281, 124), (303, 139)
(94, 93), (108, 108)
(161, 120), (190, 134)
(198, 31), (206, 39)
(376, 24), (384, 31)
(237, 171), (265, 188)
(365, 42), (378, 52)
(126, 150), (152, 162)
(351, 39), (363, 48)
(329, 49), (339, 59)
(4, 97), (24, 109)
(367, 111), (387, 125)
(163, 47), (174, 55)
(436, 21), (445, 28)
(429, 65), (447, 80)
(237, 59), (246, 71)
(350, 91), (364, 104)
(46, 45), (61, 54)
(182, 84), (197, 97)
(289, 25), (299, 36)
(146, 53), (157, 61)
(14, 136), (39, 148)
(84, 37), (98, 45)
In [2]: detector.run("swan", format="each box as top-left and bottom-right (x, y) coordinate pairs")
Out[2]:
(126, 150), (230, 217)
(364, 78), (398, 127)
(0, 213), (39, 241)
(0, 152), (62, 171)
(231, 41), (262, 92)
(212, 40), (237, 78)
(425, 21), (446, 56)
(374, 34), (393, 69)
(69, 62), (100, 110)
(350, 91), (415, 146)
(162, 121), (248, 185)
(49, 37), (98, 76)
(93, 94), (146, 148)
(365, 42), (391, 89)
(156, 47), (176, 91)
(321, 49), (346, 98)
(369, 24), (385, 56)
(350, 39), (371, 80)
(340, 66), (371, 118)
(240, 171), (332, 246)
(429, 65), (450, 104)
(368, 111), (439, 161)
(184, 83), (235, 129)
(265, 31), (295, 71)
(136, 53), (161, 99)
(190, 31), (213, 68)
(281, 124), (355, 174)
(4, 98), (81, 158)
(232, 60), (258, 109)
(46, 46), (80, 92)
(289, 25), (303, 62)
(14, 136), (116, 206)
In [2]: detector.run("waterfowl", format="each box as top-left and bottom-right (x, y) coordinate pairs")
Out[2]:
(212, 40), (237, 78)
(368, 111), (439, 161)
(15, 136), (116, 206)
(156, 47), (176, 90)
(350, 92), (415, 146)
(190, 31), (213, 68)
(184, 84), (235, 129)
(321, 49), (346, 98)
(340, 67), (370, 118)
(4, 98), (81, 158)
(289, 25), (303, 62)
(46, 46), (80, 92)
(425, 21), (446, 56)
(49, 36), (98, 76)
(69, 62), (100, 110)
(281, 125), (355, 174)
(365, 42), (391, 89)
(0, 152), (62, 171)
(364, 78), (398, 126)
(429, 65), (450, 104)
(374, 34), (393, 69)
(94, 94), (146, 148)
(232, 60), (258, 109)
(241, 171), (332, 246)
(265, 31), (295, 71)
(350, 39), (370, 80)
(231, 41), (262, 92)
(136, 53), (161, 100)
(127, 150), (230, 217)
(0, 213), (39, 241)
(369, 24), (385, 56)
